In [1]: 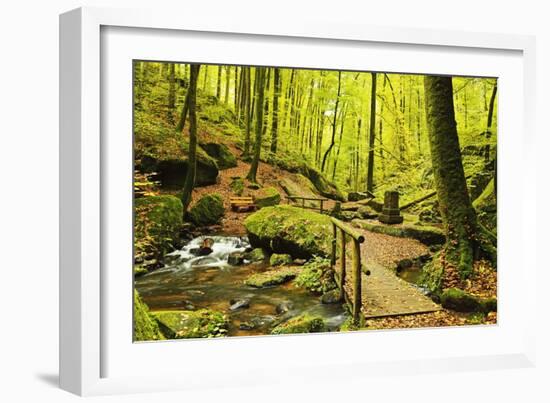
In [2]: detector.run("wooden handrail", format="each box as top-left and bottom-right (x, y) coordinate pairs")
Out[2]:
(286, 196), (328, 202)
(330, 217), (366, 325)
(330, 217), (365, 243)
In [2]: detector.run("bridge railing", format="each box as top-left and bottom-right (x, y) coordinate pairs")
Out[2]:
(330, 217), (366, 325)
(286, 196), (329, 214)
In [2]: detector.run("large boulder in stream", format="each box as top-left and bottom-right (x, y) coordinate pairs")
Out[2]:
(271, 314), (327, 335)
(244, 205), (332, 259)
(188, 193), (225, 226)
(134, 195), (183, 263)
(152, 309), (228, 339)
(244, 267), (301, 288)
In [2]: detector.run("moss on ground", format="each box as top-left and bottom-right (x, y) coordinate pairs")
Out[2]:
(244, 205), (332, 258)
(269, 253), (293, 266)
(134, 290), (164, 341)
(134, 195), (183, 264)
(244, 266), (301, 288)
(188, 193), (224, 226)
(353, 219), (445, 245)
(255, 186), (281, 208)
(295, 257), (337, 294)
(440, 287), (497, 313)
(152, 309), (228, 339)
(271, 314), (327, 335)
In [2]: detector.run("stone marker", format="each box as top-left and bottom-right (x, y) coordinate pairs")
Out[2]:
(378, 191), (404, 224)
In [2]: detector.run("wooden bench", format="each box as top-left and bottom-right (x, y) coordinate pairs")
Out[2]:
(230, 196), (256, 212)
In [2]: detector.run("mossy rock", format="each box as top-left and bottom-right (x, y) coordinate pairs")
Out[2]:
(271, 314), (327, 335)
(230, 177), (245, 196)
(300, 165), (346, 202)
(188, 193), (224, 226)
(278, 174), (320, 204)
(269, 253), (293, 266)
(244, 205), (332, 259)
(135, 195), (183, 260)
(133, 290), (164, 341)
(152, 309), (228, 339)
(140, 144), (219, 188)
(295, 257), (337, 294)
(200, 142), (237, 169)
(255, 187), (281, 208)
(245, 247), (268, 262)
(244, 267), (301, 288)
(353, 219), (445, 246)
(440, 288), (497, 313)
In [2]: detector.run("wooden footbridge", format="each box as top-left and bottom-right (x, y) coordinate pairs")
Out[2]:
(329, 217), (441, 324)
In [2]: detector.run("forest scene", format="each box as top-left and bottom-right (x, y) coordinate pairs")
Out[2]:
(133, 61), (498, 341)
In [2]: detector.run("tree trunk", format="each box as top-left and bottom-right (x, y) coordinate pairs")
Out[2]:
(224, 66), (230, 104)
(247, 67), (266, 183)
(321, 71), (342, 172)
(484, 81), (498, 162)
(270, 68), (281, 153)
(366, 72), (377, 193)
(168, 63), (176, 124)
(176, 89), (190, 132)
(244, 68), (252, 156)
(216, 65), (222, 99)
(180, 64), (201, 213)
(424, 75), (478, 278)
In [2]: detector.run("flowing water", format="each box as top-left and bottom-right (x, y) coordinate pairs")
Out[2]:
(135, 235), (348, 336)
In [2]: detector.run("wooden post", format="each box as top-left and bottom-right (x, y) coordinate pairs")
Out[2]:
(352, 239), (362, 324)
(331, 223), (337, 266)
(339, 228), (346, 301)
(302, 198), (305, 209)
(320, 200), (324, 214)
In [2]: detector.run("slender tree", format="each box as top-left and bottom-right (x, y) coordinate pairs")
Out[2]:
(243, 68), (252, 156)
(424, 75), (478, 278)
(246, 67), (266, 182)
(270, 67), (281, 153)
(484, 81), (498, 162)
(168, 63), (176, 124)
(321, 71), (342, 172)
(366, 72), (377, 193)
(180, 64), (201, 213)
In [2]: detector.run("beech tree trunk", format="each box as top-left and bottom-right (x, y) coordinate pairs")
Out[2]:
(321, 71), (342, 172)
(424, 75), (478, 277)
(246, 67), (266, 183)
(168, 63), (176, 123)
(180, 64), (201, 213)
(270, 67), (281, 153)
(366, 72), (377, 193)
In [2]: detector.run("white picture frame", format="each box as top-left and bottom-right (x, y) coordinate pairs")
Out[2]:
(60, 6), (537, 396)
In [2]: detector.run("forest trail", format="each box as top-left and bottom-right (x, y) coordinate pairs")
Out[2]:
(343, 227), (441, 318)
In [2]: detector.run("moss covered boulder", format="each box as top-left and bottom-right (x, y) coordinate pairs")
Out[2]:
(295, 257), (338, 294)
(188, 193), (225, 226)
(152, 309), (228, 339)
(200, 142), (237, 169)
(244, 205), (332, 259)
(440, 288), (497, 313)
(134, 290), (164, 341)
(269, 253), (293, 266)
(353, 219), (445, 246)
(140, 146), (219, 188)
(244, 267), (301, 288)
(255, 187), (281, 208)
(301, 165), (346, 202)
(134, 195), (183, 262)
(245, 247), (268, 262)
(271, 314), (327, 335)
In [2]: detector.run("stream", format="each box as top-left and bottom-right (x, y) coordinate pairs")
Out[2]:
(135, 235), (349, 337)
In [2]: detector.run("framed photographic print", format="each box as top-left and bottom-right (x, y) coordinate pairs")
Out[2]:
(60, 6), (537, 396)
